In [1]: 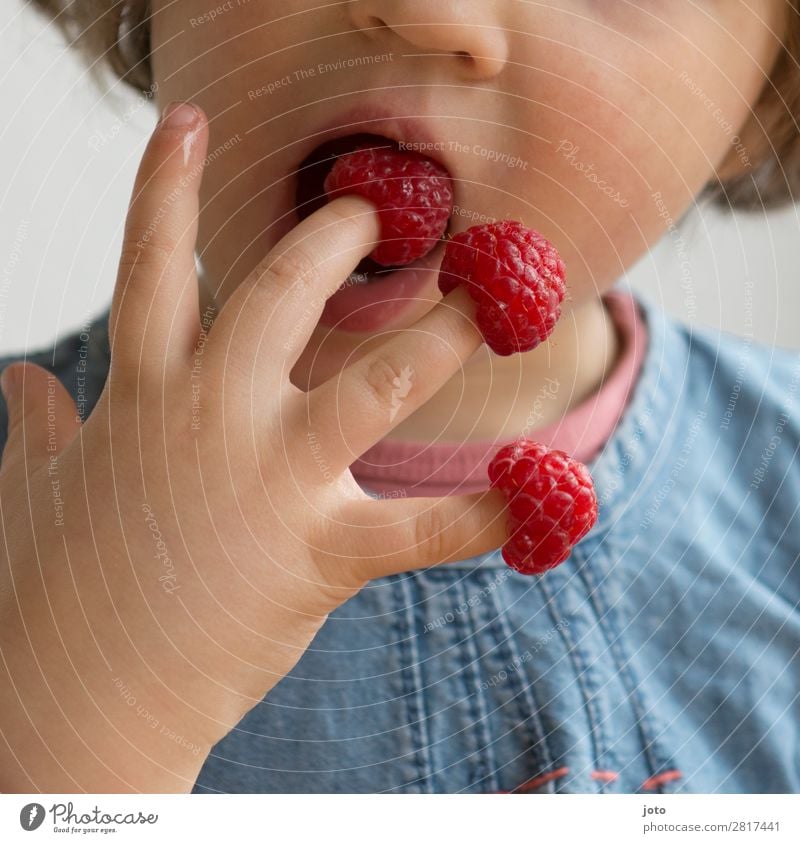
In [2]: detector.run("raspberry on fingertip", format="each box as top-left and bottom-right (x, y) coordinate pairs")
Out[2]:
(438, 220), (566, 356)
(488, 437), (598, 575)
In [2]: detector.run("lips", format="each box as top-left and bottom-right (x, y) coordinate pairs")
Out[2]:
(295, 132), (391, 223)
(294, 131), (453, 267)
(290, 108), (457, 199)
(288, 115), (457, 333)
(318, 239), (445, 332)
(294, 132), (397, 279)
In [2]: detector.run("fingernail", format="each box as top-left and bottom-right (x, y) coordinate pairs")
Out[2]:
(0, 365), (18, 400)
(159, 101), (198, 129)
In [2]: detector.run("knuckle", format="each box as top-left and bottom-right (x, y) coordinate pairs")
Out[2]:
(262, 246), (320, 302)
(361, 353), (414, 414)
(118, 228), (181, 275)
(413, 504), (448, 563)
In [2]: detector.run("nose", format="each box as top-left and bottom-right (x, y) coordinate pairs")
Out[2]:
(348, 0), (508, 81)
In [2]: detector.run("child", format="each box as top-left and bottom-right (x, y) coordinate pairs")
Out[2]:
(1, 0), (798, 794)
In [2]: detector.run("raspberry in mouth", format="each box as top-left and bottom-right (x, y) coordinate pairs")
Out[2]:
(294, 133), (454, 280)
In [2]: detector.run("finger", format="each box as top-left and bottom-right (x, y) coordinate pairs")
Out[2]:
(300, 286), (481, 472)
(204, 195), (379, 393)
(328, 489), (508, 582)
(0, 363), (81, 476)
(109, 101), (209, 374)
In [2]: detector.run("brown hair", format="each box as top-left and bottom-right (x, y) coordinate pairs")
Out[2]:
(29, 0), (800, 210)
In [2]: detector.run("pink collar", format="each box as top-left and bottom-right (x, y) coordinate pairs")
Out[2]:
(350, 290), (648, 497)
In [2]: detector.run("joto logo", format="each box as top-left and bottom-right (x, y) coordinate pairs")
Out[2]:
(19, 803), (45, 831)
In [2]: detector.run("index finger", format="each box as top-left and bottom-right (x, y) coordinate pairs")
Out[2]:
(109, 102), (209, 373)
(204, 195), (379, 391)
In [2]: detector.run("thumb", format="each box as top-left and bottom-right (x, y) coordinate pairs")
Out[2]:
(0, 363), (82, 473)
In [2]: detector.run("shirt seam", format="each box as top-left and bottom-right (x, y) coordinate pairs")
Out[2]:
(489, 583), (559, 790)
(450, 573), (499, 792)
(396, 573), (435, 793)
(536, 570), (616, 791)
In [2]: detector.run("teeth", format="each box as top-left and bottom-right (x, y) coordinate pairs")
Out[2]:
(335, 271), (371, 292)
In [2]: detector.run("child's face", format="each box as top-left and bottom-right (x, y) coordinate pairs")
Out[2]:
(151, 0), (783, 376)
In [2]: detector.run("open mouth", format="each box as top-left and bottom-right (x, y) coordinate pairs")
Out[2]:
(293, 131), (452, 283)
(291, 131), (454, 333)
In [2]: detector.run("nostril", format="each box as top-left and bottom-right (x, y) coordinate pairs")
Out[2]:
(365, 15), (389, 31)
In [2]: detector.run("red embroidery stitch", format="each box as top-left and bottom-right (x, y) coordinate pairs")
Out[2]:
(591, 770), (619, 782)
(514, 766), (570, 793)
(642, 770), (682, 790)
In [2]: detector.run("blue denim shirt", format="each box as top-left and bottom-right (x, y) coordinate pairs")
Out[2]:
(1, 291), (798, 793)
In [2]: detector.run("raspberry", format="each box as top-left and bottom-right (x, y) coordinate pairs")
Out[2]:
(438, 221), (566, 356)
(488, 437), (598, 575)
(323, 144), (453, 267)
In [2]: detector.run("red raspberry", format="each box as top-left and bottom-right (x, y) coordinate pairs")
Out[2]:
(488, 437), (598, 575)
(323, 145), (453, 267)
(438, 221), (566, 356)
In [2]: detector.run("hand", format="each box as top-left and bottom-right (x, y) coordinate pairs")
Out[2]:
(0, 102), (507, 792)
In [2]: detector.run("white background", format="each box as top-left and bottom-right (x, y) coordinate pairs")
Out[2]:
(2, 1), (799, 358)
